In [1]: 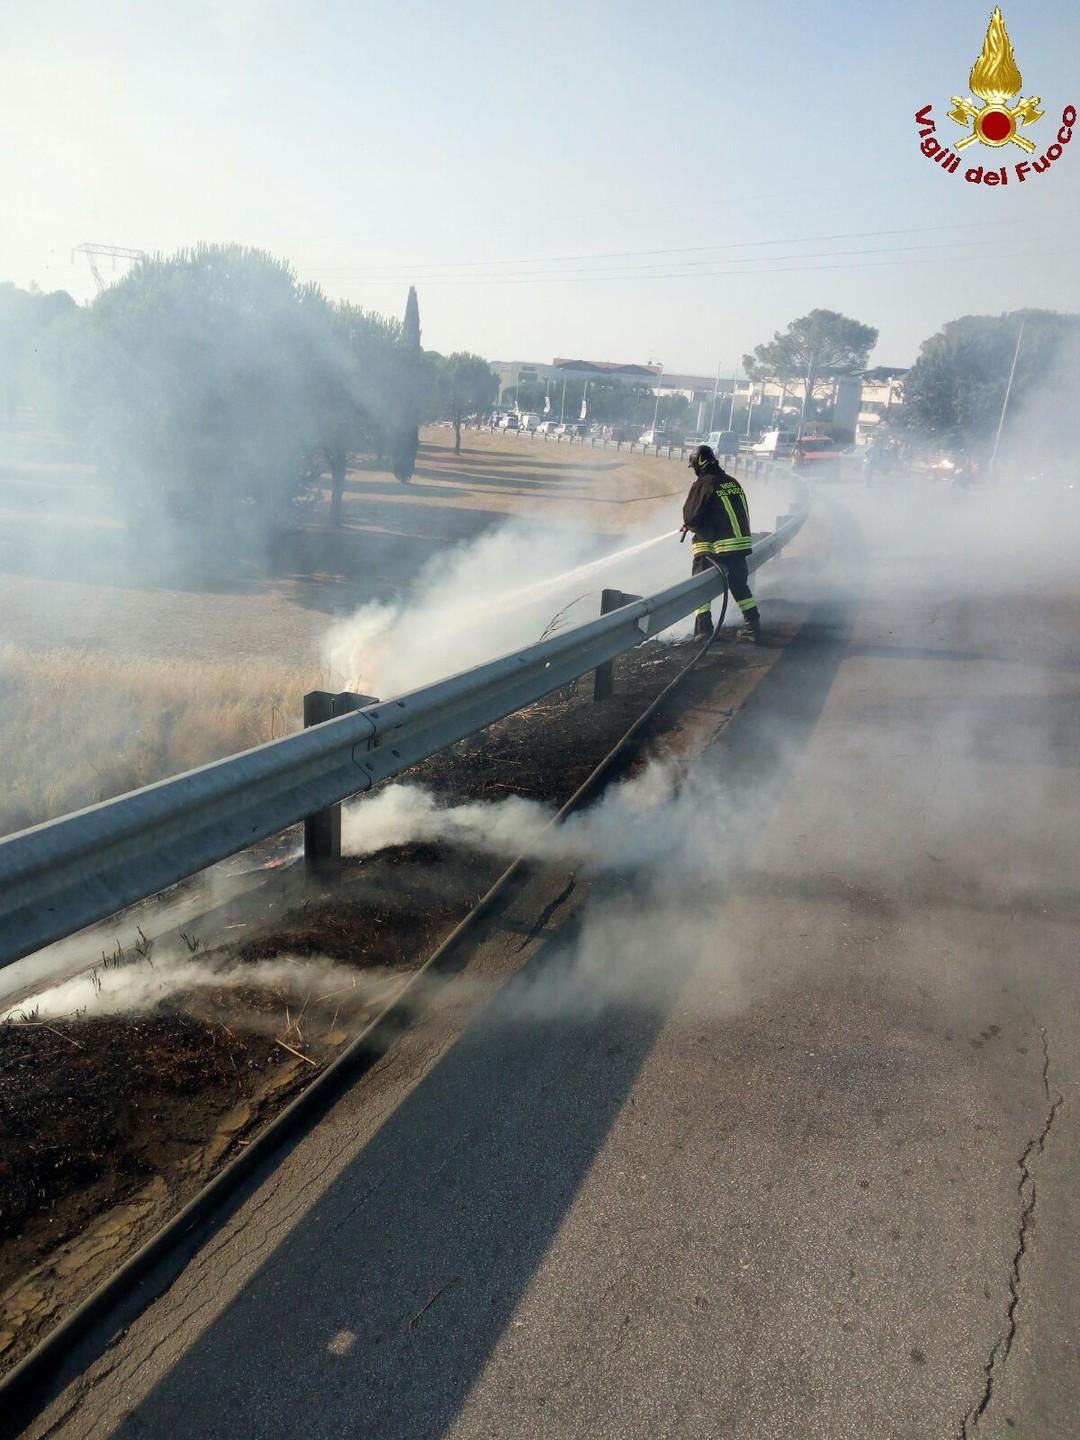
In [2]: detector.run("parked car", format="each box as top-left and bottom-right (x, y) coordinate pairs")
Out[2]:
(518, 412), (541, 432)
(704, 430), (741, 458)
(639, 429), (680, 447)
(536, 419), (559, 434)
(499, 413), (519, 430)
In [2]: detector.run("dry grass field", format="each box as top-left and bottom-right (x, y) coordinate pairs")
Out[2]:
(0, 646), (315, 834)
(0, 425), (696, 833)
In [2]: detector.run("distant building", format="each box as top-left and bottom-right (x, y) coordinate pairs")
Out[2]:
(856, 367), (907, 442)
(491, 357), (734, 403)
(552, 358), (659, 384)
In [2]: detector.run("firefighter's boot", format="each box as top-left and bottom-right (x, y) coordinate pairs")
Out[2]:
(738, 613), (762, 644)
(693, 612), (713, 641)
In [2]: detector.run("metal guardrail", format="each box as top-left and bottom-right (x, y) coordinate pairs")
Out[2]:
(0, 503), (806, 970)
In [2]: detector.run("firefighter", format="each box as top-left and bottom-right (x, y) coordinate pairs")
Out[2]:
(680, 444), (761, 642)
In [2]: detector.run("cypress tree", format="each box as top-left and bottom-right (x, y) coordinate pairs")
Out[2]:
(391, 286), (421, 483)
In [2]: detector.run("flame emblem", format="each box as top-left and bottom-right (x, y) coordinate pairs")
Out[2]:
(948, 7), (1043, 151)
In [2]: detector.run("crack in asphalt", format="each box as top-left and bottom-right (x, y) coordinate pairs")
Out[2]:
(960, 1027), (1063, 1438)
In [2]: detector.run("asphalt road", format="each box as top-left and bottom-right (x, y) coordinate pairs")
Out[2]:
(18, 482), (1080, 1439)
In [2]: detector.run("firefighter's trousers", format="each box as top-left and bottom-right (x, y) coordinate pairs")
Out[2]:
(691, 546), (759, 626)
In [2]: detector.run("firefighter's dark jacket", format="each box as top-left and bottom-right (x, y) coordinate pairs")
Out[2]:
(682, 465), (753, 554)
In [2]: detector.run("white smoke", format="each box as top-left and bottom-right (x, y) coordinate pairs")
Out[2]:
(2, 953), (386, 1024)
(321, 506), (696, 699)
(343, 760), (715, 879)
(321, 464), (792, 700)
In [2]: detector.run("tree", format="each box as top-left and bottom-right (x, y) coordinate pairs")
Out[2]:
(388, 285), (422, 483)
(900, 309), (1080, 461)
(65, 244), (330, 546)
(743, 309), (878, 422)
(434, 352), (497, 452)
(0, 282), (77, 423)
(314, 301), (404, 526)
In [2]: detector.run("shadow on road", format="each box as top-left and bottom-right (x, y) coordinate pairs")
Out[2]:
(74, 589), (857, 1440)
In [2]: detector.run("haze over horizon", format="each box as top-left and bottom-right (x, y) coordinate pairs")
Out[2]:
(4, 0), (1079, 373)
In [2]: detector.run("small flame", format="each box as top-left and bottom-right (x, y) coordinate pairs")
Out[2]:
(969, 6), (1023, 103)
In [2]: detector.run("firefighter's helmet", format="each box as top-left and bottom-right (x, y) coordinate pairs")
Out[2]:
(688, 444), (718, 474)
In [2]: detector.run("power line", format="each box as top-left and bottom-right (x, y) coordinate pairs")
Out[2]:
(299, 236), (1031, 286)
(315, 244), (1069, 289)
(298, 218), (1038, 277)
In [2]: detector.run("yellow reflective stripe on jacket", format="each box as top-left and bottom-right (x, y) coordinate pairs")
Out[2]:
(693, 537), (752, 554)
(717, 489), (747, 541)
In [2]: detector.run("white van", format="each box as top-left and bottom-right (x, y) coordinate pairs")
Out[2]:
(705, 430), (741, 458)
(751, 429), (799, 457)
(519, 412), (541, 432)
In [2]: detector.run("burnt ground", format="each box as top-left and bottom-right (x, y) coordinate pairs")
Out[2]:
(0, 632), (778, 1373)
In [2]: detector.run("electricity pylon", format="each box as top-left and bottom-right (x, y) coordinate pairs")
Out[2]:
(71, 243), (145, 291)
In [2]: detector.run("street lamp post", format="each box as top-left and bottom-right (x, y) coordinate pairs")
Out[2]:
(709, 358), (722, 433)
(651, 362), (664, 432)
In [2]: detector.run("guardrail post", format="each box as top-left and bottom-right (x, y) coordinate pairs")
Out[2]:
(303, 690), (378, 870)
(594, 589), (642, 701)
(303, 692), (336, 868)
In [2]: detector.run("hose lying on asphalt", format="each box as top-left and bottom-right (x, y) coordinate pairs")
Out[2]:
(0, 564), (732, 1432)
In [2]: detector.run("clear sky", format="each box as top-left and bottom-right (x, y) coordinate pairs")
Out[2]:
(3, 0), (1079, 373)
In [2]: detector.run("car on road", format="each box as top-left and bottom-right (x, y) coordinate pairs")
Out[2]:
(639, 429), (681, 447)
(792, 435), (849, 475)
(518, 412), (541, 432)
(751, 428), (799, 458)
(499, 413), (519, 430)
(536, 419), (559, 434)
(863, 439), (902, 485)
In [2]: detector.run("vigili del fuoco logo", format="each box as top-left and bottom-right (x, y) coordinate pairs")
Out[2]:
(914, 7), (1075, 186)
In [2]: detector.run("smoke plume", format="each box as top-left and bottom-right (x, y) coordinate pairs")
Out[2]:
(321, 504), (694, 699)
